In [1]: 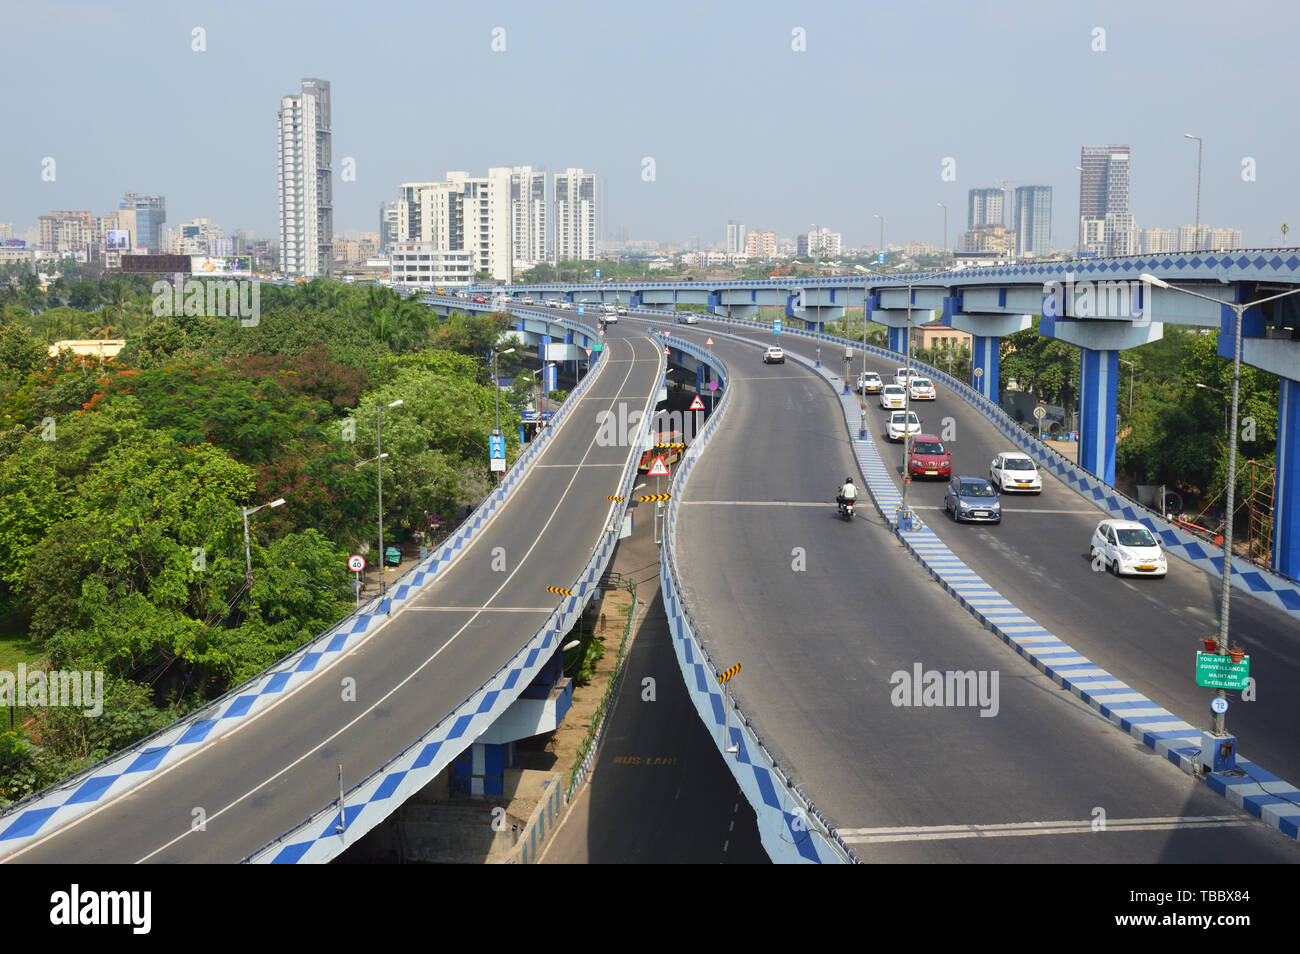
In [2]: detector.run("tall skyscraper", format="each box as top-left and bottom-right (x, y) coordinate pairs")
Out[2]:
(968, 188), (1004, 229)
(725, 220), (747, 255)
(509, 167), (547, 264)
(554, 168), (597, 262)
(394, 169), (512, 281)
(1013, 185), (1052, 258)
(278, 77), (333, 278)
(1078, 144), (1130, 255)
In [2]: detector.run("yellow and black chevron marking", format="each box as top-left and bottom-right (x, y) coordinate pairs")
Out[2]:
(639, 493), (672, 502)
(656, 442), (686, 450)
(719, 661), (742, 683)
(606, 495), (625, 501)
(546, 585), (573, 596)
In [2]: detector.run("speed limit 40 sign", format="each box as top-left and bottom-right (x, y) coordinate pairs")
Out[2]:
(348, 554), (365, 572)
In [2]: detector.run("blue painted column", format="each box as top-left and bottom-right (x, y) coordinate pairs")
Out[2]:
(1274, 378), (1300, 579)
(970, 335), (1000, 399)
(1077, 348), (1119, 484)
(888, 325), (909, 355)
(707, 292), (721, 315)
(696, 363), (705, 392)
(630, 291), (642, 308)
(453, 741), (513, 797)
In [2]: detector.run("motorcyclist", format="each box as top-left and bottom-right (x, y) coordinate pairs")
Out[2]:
(837, 476), (858, 511)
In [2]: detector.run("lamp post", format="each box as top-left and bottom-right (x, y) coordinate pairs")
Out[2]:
(873, 213), (884, 261)
(241, 497), (286, 589)
(1184, 134), (1203, 248)
(376, 399), (403, 596)
(1118, 357), (1134, 413)
(1143, 274), (1300, 737)
(1196, 382), (1229, 434)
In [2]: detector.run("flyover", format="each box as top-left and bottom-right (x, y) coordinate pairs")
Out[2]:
(0, 314), (666, 863)
(485, 250), (1300, 577)
(629, 309), (1300, 859)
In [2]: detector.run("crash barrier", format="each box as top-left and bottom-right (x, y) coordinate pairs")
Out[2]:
(510, 773), (565, 865)
(240, 344), (667, 862)
(653, 329), (856, 864)
(0, 316), (608, 856)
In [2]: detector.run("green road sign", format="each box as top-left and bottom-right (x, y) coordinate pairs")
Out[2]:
(1195, 652), (1250, 690)
(592, 342), (604, 352)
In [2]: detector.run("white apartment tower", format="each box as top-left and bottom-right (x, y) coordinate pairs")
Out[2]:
(554, 168), (597, 262)
(394, 168), (512, 281)
(510, 167), (547, 265)
(726, 220), (747, 255)
(278, 78), (333, 278)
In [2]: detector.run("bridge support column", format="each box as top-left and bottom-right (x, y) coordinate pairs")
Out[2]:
(970, 335), (999, 399)
(630, 291), (643, 309)
(942, 300), (1032, 402)
(1275, 379), (1300, 578)
(887, 325), (909, 355)
(452, 741), (513, 797)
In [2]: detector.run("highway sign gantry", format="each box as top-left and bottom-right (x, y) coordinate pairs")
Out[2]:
(639, 493), (672, 502)
(546, 585), (574, 596)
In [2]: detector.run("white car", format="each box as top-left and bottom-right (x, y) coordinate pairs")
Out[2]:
(1090, 520), (1168, 578)
(681, 314), (700, 324)
(523, 298), (535, 305)
(895, 367), (920, 387)
(604, 312), (618, 323)
(990, 452), (1043, 494)
(559, 301), (573, 310)
(617, 306), (628, 316)
(909, 377), (936, 400)
(857, 371), (883, 394)
(885, 410), (922, 442)
(879, 384), (906, 409)
(763, 346), (785, 364)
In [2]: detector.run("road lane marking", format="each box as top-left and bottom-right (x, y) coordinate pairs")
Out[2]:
(837, 815), (1248, 844)
(910, 505), (1101, 515)
(680, 501), (833, 507)
(406, 606), (556, 613)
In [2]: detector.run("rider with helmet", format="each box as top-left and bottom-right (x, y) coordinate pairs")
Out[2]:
(837, 476), (858, 510)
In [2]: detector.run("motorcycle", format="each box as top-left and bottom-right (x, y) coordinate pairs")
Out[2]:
(837, 497), (855, 520)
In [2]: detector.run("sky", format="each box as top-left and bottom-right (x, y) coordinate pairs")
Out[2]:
(3, 0), (1298, 251)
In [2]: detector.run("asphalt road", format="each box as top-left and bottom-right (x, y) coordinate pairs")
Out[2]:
(540, 413), (767, 863)
(727, 320), (1300, 788)
(629, 314), (1300, 863)
(4, 334), (665, 864)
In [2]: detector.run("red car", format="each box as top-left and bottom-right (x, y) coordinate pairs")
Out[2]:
(473, 296), (487, 303)
(906, 434), (951, 479)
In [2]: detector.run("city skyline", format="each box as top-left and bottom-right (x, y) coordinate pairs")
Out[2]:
(2, 1), (1295, 250)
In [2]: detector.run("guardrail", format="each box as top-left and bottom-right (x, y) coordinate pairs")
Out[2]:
(0, 313), (611, 856)
(240, 338), (667, 862)
(695, 313), (1300, 621)
(653, 328), (856, 864)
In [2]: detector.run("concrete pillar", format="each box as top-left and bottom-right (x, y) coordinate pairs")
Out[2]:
(970, 335), (999, 399)
(1078, 347), (1120, 484)
(452, 741), (513, 797)
(888, 325), (909, 355)
(1275, 378), (1300, 579)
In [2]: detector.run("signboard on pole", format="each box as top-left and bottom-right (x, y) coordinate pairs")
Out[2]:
(773, 319), (782, 335)
(348, 555), (365, 572)
(689, 395), (705, 411)
(489, 433), (506, 472)
(647, 455), (671, 477)
(1196, 653), (1250, 690)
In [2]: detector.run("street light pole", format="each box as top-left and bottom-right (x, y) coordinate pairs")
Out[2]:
(937, 203), (947, 268)
(1143, 275), (1300, 737)
(1185, 134), (1203, 249)
(377, 399), (403, 597)
(873, 213), (884, 261)
(241, 497), (286, 590)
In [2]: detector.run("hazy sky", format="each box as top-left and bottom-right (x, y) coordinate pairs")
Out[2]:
(4, 0), (1297, 250)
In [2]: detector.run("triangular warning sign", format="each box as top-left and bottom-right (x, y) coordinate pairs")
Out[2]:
(647, 455), (670, 477)
(689, 395), (705, 411)
(664, 330), (671, 336)
(584, 348), (592, 358)
(663, 346), (671, 355)
(705, 336), (715, 346)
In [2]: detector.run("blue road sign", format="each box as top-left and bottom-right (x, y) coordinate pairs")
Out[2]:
(1211, 697), (1229, 714)
(773, 319), (782, 335)
(595, 269), (600, 279)
(489, 434), (505, 460)
(877, 252), (885, 264)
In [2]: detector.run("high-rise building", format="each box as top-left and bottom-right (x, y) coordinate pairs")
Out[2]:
(1012, 185), (1052, 258)
(959, 224), (1016, 255)
(1141, 227), (1179, 254)
(278, 77), (333, 278)
(725, 220), (747, 255)
(378, 201), (399, 252)
(115, 194), (166, 252)
(509, 167), (547, 264)
(745, 230), (777, 259)
(968, 188), (1004, 229)
(394, 169), (512, 281)
(554, 168), (597, 262)
(1078, 145), (1130, 254)
(797, 227), (841, 258)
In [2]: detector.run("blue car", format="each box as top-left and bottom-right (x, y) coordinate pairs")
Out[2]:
(943, 476), (1001, 523)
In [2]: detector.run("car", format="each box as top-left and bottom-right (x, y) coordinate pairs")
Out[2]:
(523, 297), (535, 305)
(681, 314), (700, 324)
(895, 367), (920, 387)
(879, 384), (906, 409)
(473, 296), (487, 303)
(943, 476), (1001, 523)
(559, 301), (573, 310)
(763, 346), (785, 364)
(456, 291), (469, 299)
(436, 287), (447, 295)
(617, 306), (628, 316)
(1090, 520), (1167, 577)
(857, 371), (883, 394)
(906, 434), (951, 479)
(909, 377), (937, 400)
(604, 312), (618, 323)
(989, 452), (1043, 494)
(885, 410), (922, 442)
